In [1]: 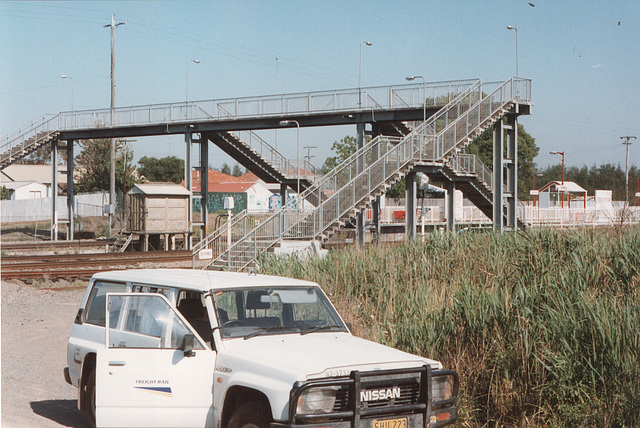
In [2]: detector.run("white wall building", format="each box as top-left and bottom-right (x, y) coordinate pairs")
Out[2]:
(3, 181), (50, 200)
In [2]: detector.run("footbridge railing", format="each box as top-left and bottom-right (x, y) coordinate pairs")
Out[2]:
(2, 79), (481, 158)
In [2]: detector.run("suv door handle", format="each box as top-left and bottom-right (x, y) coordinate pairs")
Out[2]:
(109, 361), (126, 366)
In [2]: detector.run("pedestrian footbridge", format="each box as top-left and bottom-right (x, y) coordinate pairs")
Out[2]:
(1, 77), (531, 267)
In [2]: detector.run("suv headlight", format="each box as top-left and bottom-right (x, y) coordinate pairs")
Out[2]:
(432, 374), (455, 403)
(296, 386), (338, 414)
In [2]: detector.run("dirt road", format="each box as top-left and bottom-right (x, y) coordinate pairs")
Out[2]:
(2, 280), (89, 427)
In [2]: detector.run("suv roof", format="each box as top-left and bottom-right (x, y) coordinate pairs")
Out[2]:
(91, 269), (319, 292)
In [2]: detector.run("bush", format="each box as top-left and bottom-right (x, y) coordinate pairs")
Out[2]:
(259, 228), (640, 427)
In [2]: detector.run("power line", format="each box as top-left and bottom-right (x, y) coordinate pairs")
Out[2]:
(1, 76), (108, 96)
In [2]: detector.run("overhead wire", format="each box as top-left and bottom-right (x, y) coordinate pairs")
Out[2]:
(118, 12), (358, 86)
(3, 3), (369, 97)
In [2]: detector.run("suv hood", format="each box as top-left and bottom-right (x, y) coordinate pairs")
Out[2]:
(220, 333), (440, 379)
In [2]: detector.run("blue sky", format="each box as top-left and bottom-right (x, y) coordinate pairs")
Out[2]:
(2, 0), (639, 172)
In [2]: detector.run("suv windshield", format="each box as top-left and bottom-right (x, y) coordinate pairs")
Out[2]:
(213, 287), (347, 339)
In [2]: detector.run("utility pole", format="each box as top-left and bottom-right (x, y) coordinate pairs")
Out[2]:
(105, 13), (125, 231)
(621, 136), (636, 203)
(303, 145), (316, 166)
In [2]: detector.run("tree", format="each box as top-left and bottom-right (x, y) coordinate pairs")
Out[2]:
(220, 163), (232, 175)
(138, 156), (185, 183)
(536, 163), (639, 202)
(232, 164), (244, 177)
(17, 144), (52, 164)
(320, 135), (407, 197)
(75, 139), (137, 193)
(465, 123), (539, 200)
(0, 185), (9, 200)
(320, 136), (358, 174)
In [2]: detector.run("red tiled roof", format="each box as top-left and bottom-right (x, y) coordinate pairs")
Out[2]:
(181, 169), (261, 192)
(209, 182), (256, 193)
(237, 171), (259, 182)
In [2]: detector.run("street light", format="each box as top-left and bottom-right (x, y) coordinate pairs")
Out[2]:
(60, 75), (74, 111)
(359, 41), (372, 108)
(549, 151), (565, 184)
(186, 59), (200, 103)
(507, 26), (518, 76)
(279, 120), (301, 210)
(406, 75), (426, 123)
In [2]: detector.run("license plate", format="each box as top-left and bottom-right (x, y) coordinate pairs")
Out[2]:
(372, 417), (407, 428)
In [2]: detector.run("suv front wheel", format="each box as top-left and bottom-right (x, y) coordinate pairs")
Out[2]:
(228, 401), (271, 428)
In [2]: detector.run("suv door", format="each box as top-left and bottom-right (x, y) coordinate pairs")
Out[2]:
(96, 293), (216, 428)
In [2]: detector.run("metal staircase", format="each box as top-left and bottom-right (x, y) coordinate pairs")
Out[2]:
(202, 130), (320, 201)
(1, 126), (59, 168)
(446, 153), (496, 218)
(192, 77), (531, 271)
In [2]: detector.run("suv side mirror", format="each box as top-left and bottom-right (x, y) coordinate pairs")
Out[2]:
(346, 322), (353, 332)
(179, 333), (196, 357)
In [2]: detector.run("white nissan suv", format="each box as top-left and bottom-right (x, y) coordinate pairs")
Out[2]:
(64, 268), (459, 428)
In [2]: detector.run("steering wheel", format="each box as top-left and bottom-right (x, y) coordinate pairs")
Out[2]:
(222, 320), (247, 328)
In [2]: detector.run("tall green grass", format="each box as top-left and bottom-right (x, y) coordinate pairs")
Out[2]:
(259, 228), (640, 427)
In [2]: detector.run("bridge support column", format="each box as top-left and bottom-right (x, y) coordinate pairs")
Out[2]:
(51, 141), (58, 241)
(405, 172), (417, 239)
(185, 132), (194, 248)
(371, 124), (381, 242)
(505, 115), (518, 230)
(493, 120), (504, 232)
(445, 180), (456, 231)
(200, 134), (209, 238)
(66, 140), (75, 241)
(356, 122), (365, 246)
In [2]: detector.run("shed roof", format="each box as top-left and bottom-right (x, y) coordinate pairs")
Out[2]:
(538, 181), (587, 193)
(129, 183), (191, 196)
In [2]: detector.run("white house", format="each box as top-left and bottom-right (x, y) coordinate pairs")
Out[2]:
(3, 181), (49, 200)
(209, 181), (274, 211)
(1, 164), (67, 198)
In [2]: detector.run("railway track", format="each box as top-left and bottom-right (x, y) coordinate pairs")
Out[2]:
(1, 239), (112, 253)
(1, 251), (193, 280)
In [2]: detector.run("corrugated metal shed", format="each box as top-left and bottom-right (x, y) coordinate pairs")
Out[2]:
(127, 183), (191, 235)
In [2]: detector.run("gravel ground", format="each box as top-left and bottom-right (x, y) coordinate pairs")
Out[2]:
(2, 280), (89, 427)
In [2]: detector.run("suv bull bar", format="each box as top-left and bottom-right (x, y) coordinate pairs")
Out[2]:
(272, 365), (459, 428)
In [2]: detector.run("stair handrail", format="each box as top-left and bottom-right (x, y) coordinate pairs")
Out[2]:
(302, 85), (489, 237)
(193, 80), (486, 268)
(192, 209), (252, 254)
(303, 77), (532, 239)
(1, 114), (60, 154)
(448, 154), (493, 191)
(429, 77), (531, 162)
(296, 79), (483, 203)
(215, 105), (297, 177)
(297, 79), (484, 208)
